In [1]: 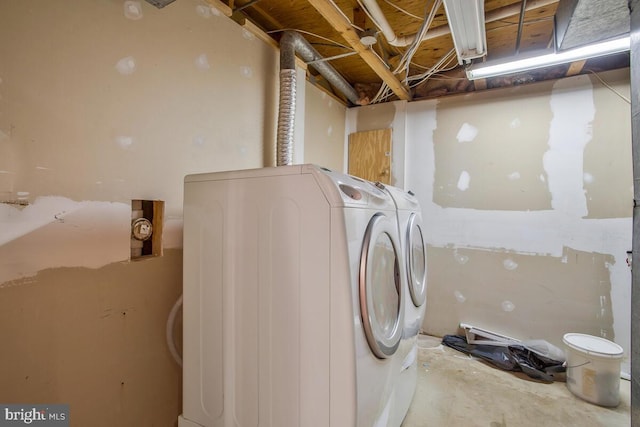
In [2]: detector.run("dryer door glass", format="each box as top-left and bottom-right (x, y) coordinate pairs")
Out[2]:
(407, 214), (427, 307)
(359, 213), (402, 359)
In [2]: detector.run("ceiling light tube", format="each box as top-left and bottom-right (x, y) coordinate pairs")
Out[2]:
(466, 36), (630, 80)
(443, 0), (487, 65)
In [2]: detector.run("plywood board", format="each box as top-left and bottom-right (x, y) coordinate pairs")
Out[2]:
(348, 128), (392, 184)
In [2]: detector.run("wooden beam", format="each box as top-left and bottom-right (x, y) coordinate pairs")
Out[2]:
(204, 0), (232, 17)
(306, 0), (411, 101)
(566, 60), (587, 76)
(473, 79), (487, 91)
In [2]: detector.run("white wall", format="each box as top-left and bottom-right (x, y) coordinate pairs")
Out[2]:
(349, 70), (633, 374)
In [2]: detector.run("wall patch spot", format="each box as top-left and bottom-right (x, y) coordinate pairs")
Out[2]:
(327, 125), (333, 137)
(242, 28), (255, 41)
(539, 174), (546, 182)
(454, 290), (466, 303)
(508, 172), (521, 181)
(116, 136), (134, 149)
(195, 54), (210, 70)
(240, 66), (253, 78)
(115, 57), (136, 75)
(454, 252), (469, 264)
(502, 301), (515, 312)
(192, 136), (205, 146)
(457, 171), (470, 191)
(503, 258), (518, 270)
(510, 118), (521, 128)
(456, 122), (478, 143)
(583, 172), (594, 184)
(210, 5), (221, 16)
(124, 1), (143, 20)
(195, 4), (212, 18)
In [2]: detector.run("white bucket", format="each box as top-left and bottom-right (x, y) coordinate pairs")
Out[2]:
(562, 333), (624, 407)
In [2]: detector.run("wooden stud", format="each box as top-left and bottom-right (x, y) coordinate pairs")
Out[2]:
(306, 0), (411, 101)
(566, 60), (587, 76)
(473, 78), (487, 90)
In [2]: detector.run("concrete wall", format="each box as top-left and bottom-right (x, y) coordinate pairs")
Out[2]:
(349, 69), (633, 374)
(0, 1), (345, 425)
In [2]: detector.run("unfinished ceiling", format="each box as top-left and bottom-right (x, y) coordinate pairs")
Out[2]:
(210, 0), (630, 104)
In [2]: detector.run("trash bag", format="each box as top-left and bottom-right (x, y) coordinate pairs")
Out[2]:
(442, 335), (566, 382)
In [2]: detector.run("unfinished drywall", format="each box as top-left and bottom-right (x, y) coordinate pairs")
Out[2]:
(303, 84), (347, 171)
(349, 69), (632, 374)
(0, 0), (345, 424)
(431, 84), (554, 211)
(426, 246), (616, 346)
(0, 249), (183, 427)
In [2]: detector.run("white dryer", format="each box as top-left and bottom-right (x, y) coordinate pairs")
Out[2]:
(381, 184), (427, 426)
(179, 164), (408, 427)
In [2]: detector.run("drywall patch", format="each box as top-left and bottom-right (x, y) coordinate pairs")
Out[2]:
(242, 28), (255, 41)
(508, 172), (521, 181)
(195, 54), (210, 70)
(453, 251), (469, 264)
(115, 57), (136, 75)
(457, 171), (470, 191)
(195, 4), (213, 18)
(240, 66), (253, 78)
(0, 197), (130, 284)
(583, 172), (594, 184)
(503, 258), (518, 270)
(501, 301), (515, 312)
(456, 123), (478, 142)
(115, 136), (134, 149)
(542, 76), (594, 217)
(124, 1), (143, 20)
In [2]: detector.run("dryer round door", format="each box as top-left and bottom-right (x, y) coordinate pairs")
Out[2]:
(406, 213), (427, 307)
(359, 212), (403, 359)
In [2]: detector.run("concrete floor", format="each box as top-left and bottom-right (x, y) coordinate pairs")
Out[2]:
(402, 335), (630, 427)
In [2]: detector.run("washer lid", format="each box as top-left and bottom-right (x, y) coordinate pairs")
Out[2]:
(562, 333), (623, 358)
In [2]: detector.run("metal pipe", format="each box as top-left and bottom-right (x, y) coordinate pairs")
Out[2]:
(276, 69), (296, 166)
(234, 0), (261, 13)
(279, 31), (360, 105)
(276, 31), (362, 166)
(515, 0), (528, 54)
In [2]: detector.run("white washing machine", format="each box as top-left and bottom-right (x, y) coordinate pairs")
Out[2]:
(179, 164), (409, 427)
(382, 184), (427, 426)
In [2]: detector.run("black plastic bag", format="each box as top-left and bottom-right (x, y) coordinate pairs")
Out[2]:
(442, 335), (566, 382)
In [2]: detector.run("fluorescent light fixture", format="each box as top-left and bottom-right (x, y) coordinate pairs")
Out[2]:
(443, 0), (487, 65)
(466, 36), (630, 80)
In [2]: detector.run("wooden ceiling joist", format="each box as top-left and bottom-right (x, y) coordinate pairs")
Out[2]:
(305, 0), (411, 101)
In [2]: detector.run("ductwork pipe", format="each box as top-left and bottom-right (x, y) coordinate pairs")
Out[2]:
(277, 31), (362, 166)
